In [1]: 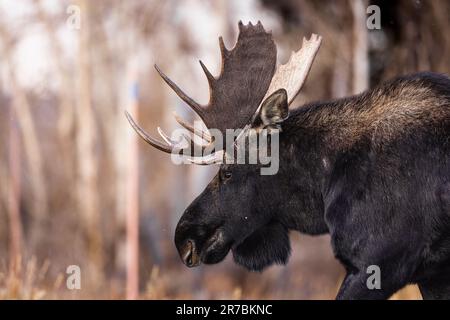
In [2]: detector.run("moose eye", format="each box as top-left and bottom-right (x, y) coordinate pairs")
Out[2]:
(222, 170), (232, 180)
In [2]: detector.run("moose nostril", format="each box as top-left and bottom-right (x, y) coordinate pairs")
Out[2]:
(181, 240), (199, 267)
(182, 241), (193, 266)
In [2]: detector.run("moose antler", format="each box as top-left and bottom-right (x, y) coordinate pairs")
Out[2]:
(172, 111), (212, 143)
(155, 21), (277, 135)
(126, 21), (321, 164)
(262, 34), (322, 106)
(125, 111), (211, 156)
(126, 21), (276, 159)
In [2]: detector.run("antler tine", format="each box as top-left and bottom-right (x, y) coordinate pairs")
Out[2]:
(157, 126), (173, 145)
(157, 127), (188, 148)
(154, 64), (206, 118)
(187, 150), (224, 165)
(199, 60), (216, 88)
(218, 36), (229, 58)
(126, 110), (215, 158)
(172, 111), (213, 143)
(157, 127), (211, 154)
(125, 111), (175, 154)
(180, 132), (214, 152)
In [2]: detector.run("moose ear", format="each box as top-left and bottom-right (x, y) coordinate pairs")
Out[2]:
(258, 88), (289, 127)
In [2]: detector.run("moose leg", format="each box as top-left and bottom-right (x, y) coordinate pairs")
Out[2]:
(336, 272), (405, 300)
(418, 275), (450, 300)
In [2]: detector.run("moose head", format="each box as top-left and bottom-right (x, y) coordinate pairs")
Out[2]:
(126, 21), (321, 271)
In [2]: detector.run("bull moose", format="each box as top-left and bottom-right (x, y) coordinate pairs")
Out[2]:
(125, 21), (450, 299)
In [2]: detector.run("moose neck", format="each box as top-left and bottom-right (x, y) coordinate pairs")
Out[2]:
(276, 99), (349, 235)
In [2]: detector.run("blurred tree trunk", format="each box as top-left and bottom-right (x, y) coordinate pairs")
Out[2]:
(76, 0), (103, 283)
(429, 1), (450, 72)
(35, 0), (75, 139)
(35, 1), (76, 199)
(0, 23), (48, 250)
(7, 106), (23, 269)
(332, 55), (350, 98)
(351, 0), (369, 93)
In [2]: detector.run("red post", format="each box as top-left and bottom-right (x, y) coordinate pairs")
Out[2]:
(126, 77), (140, 299)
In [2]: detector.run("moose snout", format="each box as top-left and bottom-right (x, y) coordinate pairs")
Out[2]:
(175, 202), (231, 267)
(178, 239), (201, 267)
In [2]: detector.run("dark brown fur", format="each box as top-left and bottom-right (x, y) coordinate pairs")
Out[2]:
(174, 72), (450, 299)
(294, 73), (450, 150)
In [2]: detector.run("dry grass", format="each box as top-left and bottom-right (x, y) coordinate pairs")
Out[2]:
(0, 258), (424, 300)
(0, 257), (63, 299)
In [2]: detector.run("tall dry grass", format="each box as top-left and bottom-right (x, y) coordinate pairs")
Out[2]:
(0, 257), (63, 299)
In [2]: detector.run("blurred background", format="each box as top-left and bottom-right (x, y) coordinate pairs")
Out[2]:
(0, 0), (449, 299)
